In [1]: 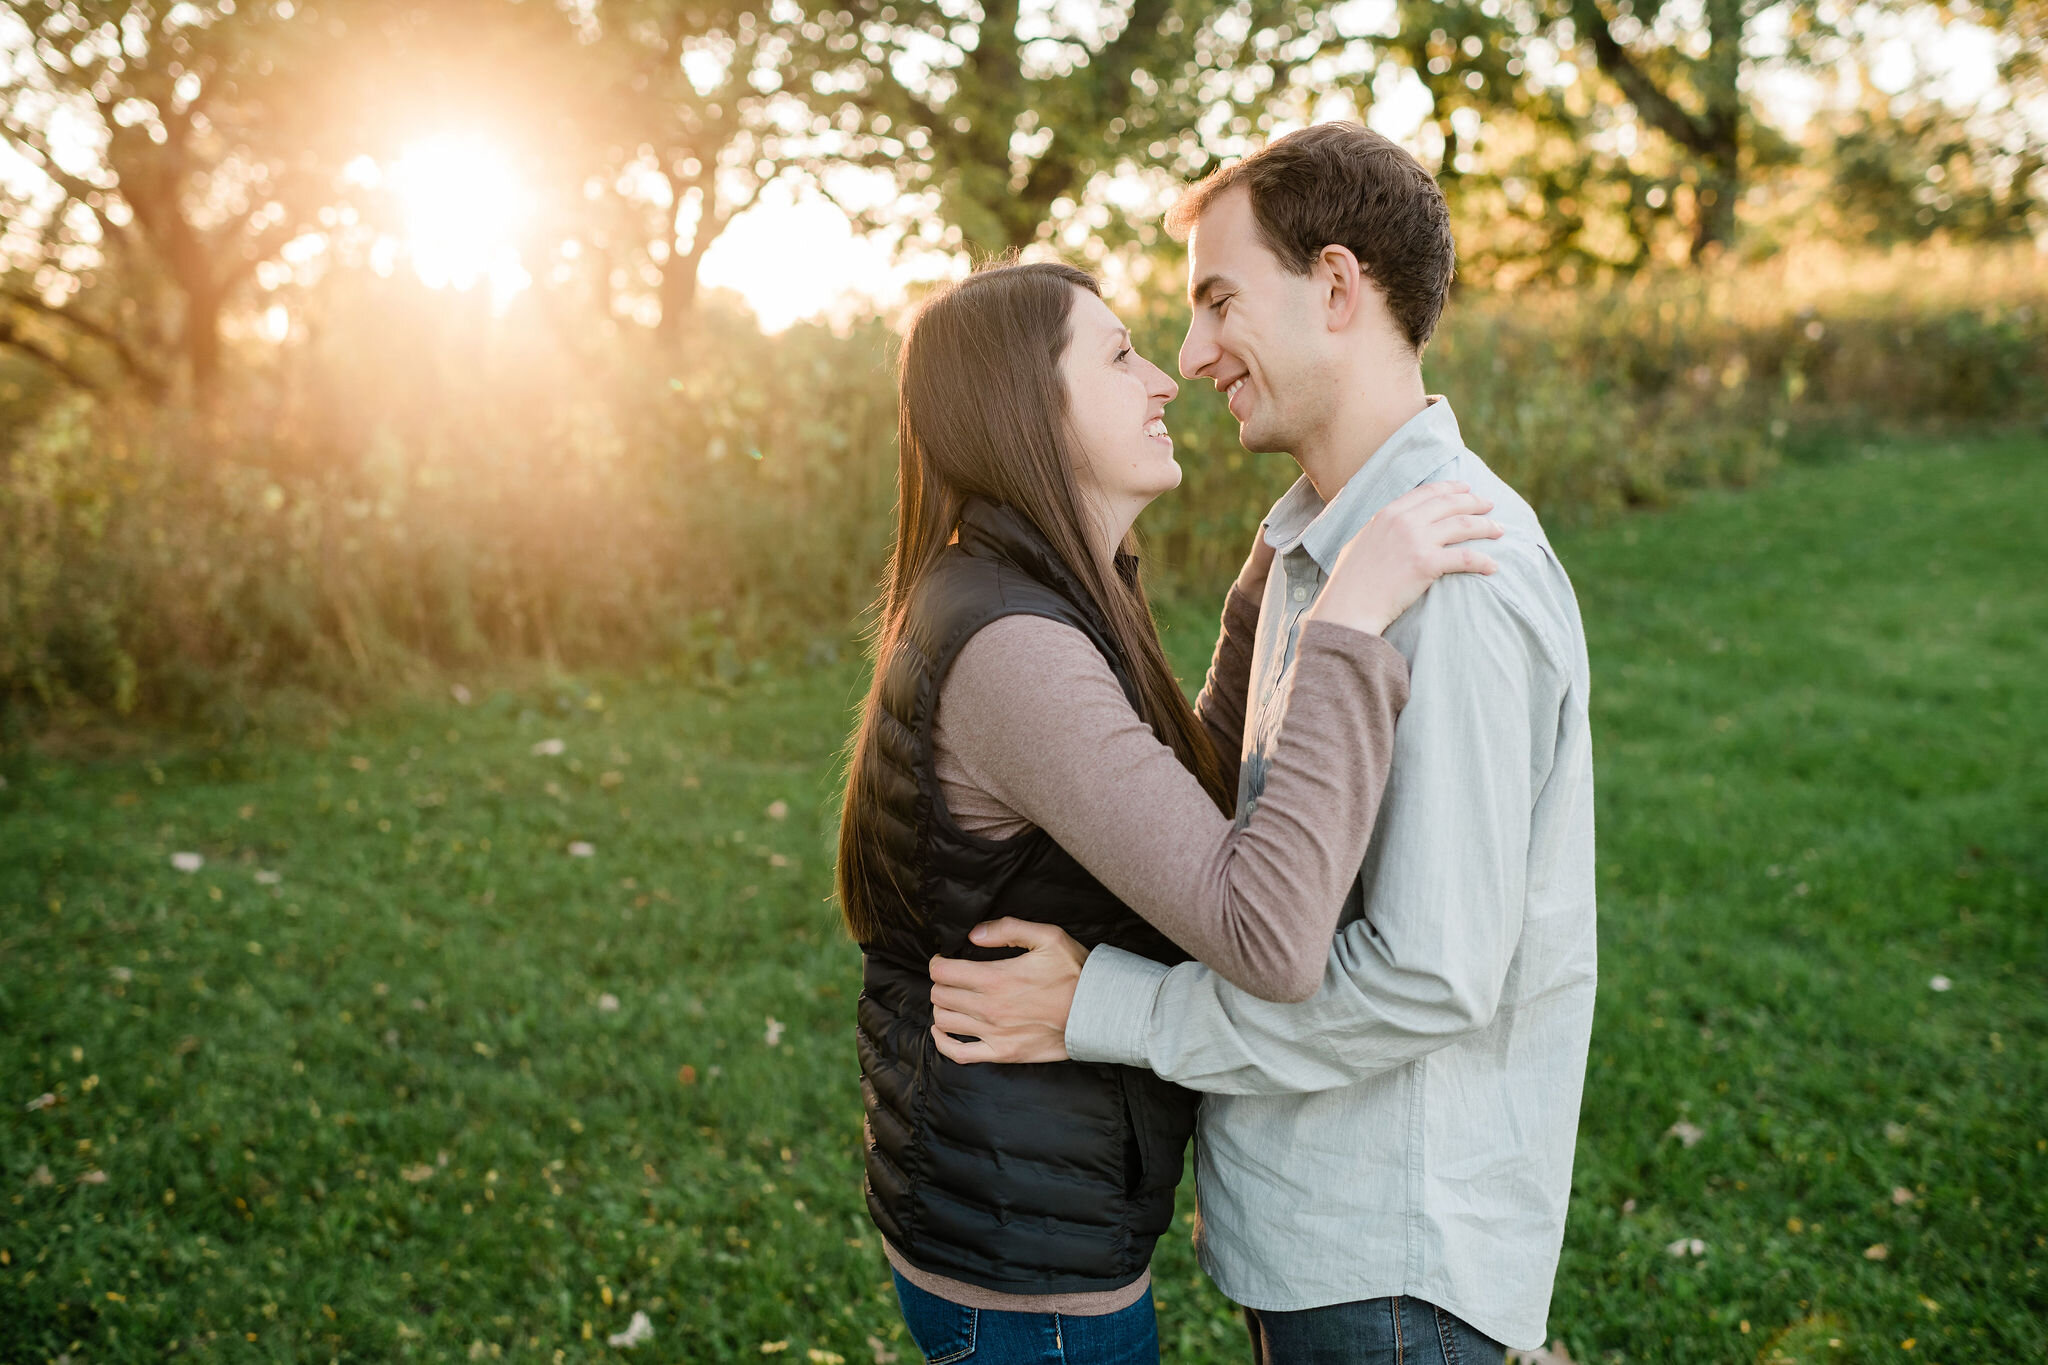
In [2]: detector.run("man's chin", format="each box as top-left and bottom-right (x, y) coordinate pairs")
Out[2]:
(1235, 420), (1291, 456)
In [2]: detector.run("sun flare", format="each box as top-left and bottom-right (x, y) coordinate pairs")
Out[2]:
(386, 133), (535, 309)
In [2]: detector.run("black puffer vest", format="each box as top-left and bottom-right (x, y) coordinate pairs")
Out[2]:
(852, 498), (1201, 1295)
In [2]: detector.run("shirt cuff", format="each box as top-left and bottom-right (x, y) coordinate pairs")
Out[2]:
(1066, 945), (1171, 1068)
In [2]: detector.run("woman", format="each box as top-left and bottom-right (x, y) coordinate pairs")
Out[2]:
(836, 261), (1499, 1364)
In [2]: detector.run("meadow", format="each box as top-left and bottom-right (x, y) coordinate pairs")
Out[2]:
(2, 428), (2044, 1364)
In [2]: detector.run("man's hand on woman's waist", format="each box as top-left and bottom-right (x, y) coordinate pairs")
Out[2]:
(929, 919), (1087, 1064)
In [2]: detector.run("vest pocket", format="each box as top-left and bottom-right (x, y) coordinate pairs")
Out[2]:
(1116, 1067), (1197, 1201)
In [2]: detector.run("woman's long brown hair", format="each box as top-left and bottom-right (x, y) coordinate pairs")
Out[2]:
(835, 261), (1234, 944)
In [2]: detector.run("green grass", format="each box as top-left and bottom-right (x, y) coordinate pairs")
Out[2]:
(3, 433), (2043, 1363)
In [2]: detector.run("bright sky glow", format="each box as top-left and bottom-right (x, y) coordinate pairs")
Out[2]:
(696, 179), (966, 332)
(384, 133), (535, 313)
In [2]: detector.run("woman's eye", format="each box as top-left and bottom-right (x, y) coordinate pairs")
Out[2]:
(1114, 347), (1132, 363)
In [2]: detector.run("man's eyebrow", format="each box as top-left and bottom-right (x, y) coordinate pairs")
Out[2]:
(1190, 273), (1235, 306)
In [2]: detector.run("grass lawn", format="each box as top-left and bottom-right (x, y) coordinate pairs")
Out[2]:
(3, 433), (2043, 1364)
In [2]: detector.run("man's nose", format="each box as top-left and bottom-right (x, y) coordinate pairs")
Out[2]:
(1178, 317), (1216, 381)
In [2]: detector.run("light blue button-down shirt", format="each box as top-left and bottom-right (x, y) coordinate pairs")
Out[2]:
(1066, 397), (1597, 1352)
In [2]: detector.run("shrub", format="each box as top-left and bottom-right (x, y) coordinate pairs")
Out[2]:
(3, 244), (2040, 731)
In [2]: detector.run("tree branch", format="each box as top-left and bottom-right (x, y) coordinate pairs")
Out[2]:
(0, 287), (164, 397)
(0, 116), (132, 247)
(0, 310), (106, 396)
(1569, 0), (1717, 156)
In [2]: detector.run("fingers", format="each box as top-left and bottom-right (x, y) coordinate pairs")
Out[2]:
(930, 983), (988, 1020)
(928, 955), (996, 991)
(931, 1024), (997, 1065)
(1380, 479), (1470, 518)
(1432, 546), (1499, 576)
(932, 1002), (988, 1036)
(1408, 490), (1494, 526)
(966, 917), (1062, 950)
(1429, 513), (1505, 547)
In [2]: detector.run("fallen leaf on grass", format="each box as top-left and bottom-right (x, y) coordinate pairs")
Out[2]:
(760, 1343), (788, 1355)
(568, 842), (596, 858)
(763, 1017), (786, 1047)
(171, 852), (204, 873)
(1664, 1238), (1707, 1258)
(1892, 1186), (1915, 1205)
(808, 1351), (844, 1364)
(767, 800), (789, 821)
(598, 993), (620, 1012)
(108, 966), (133, 982)
(677, 1065), (697, 1086)
(1928, 975), (1952, 992)
(25, 1094), (55, 1112)
(1664, 1121), (1704, 1148)
(27, 1165), (53, 1186)
(400, 1164), (435, 1183)
(531, 738), (566, 757)
(78, 1170), (107, 1185)
(255, 870), (282, 885)
(607, 1311), (654, 1348)
(1864, 1243), (1889, 1260)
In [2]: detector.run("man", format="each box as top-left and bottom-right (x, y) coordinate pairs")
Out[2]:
(926, 122), (1597, 1363)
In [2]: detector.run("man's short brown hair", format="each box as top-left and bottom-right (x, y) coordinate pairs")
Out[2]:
(1168, 123), (1456, 351)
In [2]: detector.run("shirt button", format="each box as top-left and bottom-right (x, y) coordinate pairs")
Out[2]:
(1291, 585), (1309, 603)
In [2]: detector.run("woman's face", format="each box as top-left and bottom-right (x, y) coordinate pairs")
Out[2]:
(1060, 287), (1182, 516)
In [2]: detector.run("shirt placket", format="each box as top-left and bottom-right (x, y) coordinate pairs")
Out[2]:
(1246, 546), (1325, 814)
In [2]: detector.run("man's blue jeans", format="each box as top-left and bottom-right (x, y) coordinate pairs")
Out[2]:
(1243, 1294), (1506, 1365)
(890, 1268), (1159, 1364)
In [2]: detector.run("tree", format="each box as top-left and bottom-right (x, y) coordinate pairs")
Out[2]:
(1336, 0), (1849, 265)
(801, 0), (1340, 256)
(544, 0), (824, 338)
(0, 1), (345, 405)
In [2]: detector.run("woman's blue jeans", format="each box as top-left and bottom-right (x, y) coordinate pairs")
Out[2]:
(890, 1268), (1159, 1364)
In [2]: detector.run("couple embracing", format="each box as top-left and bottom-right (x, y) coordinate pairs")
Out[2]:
(835, 123), (1597, 1365)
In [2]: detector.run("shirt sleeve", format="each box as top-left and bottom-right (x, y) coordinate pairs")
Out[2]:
(935, 612), (1409, 1003)
(1065, 572), (1560, 1090)
(1193, 584), (1262, 801)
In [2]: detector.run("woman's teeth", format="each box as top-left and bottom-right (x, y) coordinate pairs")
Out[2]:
(1227, 379), (1247, 404)
(1144, 418), (1169, 438)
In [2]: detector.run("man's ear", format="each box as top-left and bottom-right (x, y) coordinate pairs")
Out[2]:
(1318, 243), (1366, 333)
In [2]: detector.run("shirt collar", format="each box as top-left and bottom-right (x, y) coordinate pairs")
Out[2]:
(1263, 396), (1466, 574)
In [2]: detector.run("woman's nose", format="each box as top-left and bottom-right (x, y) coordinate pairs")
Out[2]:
(1147, 356), (1178, 402)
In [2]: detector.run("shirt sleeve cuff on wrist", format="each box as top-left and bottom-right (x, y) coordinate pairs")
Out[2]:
(1065, 945), (1171, 1068)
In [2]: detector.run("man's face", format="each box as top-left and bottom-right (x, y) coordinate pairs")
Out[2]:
(1177, 186), (1333, 455)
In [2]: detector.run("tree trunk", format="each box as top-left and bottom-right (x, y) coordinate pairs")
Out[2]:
(1690, 156), (1739, 262)
(656, 246), (702, 339)
(181, 286), (224, 409)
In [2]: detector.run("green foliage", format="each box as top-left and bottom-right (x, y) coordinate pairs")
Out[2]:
(0, 299), (901, 733)
(2, 433), (2042, 1361)
(2, 245), (2043, 731)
